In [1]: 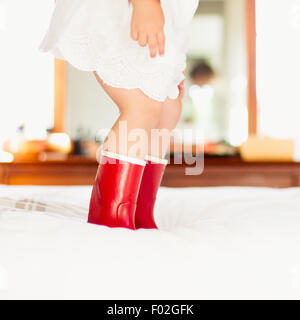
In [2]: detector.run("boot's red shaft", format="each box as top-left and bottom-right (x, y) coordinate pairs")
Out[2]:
(135, 157), (167, 229)
(88, 152), (145, 229)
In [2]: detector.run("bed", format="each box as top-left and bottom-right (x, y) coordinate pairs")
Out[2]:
(0, 184), (300, 299)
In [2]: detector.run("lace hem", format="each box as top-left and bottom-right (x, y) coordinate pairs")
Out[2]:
(42, 34), (186, 101)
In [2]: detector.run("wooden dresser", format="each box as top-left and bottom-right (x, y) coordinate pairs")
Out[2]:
(1, 156), (300, 188)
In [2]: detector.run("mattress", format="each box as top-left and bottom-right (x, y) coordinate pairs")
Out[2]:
(0, 185), (300, 299)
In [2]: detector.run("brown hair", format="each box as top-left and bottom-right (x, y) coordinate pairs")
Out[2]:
(190, 60), (215, 80)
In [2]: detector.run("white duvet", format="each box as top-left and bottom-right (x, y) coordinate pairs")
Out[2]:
(0, 185), (300, 299)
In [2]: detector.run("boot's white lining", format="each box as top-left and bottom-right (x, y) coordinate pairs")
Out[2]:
(145, 155), (168, 165)
(101, 151), (146, 166)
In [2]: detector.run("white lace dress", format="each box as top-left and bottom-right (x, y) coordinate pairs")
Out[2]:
(40, 0), (199, 101)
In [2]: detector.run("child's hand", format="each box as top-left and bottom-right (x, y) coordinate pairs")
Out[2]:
(130, 0), (165, 58)
(178, 81), (185, 99)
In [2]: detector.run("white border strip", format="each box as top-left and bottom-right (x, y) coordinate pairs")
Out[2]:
(145, 155), (168, 165)
(101, 151), (146, 166)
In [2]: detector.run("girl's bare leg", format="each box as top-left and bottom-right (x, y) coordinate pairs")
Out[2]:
(94, 72), (163, 160)
(150, 96), (183, 159)
(134, 96), (182, 229)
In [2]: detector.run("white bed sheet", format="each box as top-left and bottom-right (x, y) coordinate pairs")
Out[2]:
(0, 185), (300, 299)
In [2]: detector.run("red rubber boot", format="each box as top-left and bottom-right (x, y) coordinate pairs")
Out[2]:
(88, 151), (146, 229)
(135, 155), (168, 229)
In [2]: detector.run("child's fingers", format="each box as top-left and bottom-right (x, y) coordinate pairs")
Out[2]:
(179, 83), (184, 94)
(179, 87), (185, 99)
(148, 35), (158, 58)
(178, 80), (185, 98)
(131, 28), (138, 41)
(157, 32), (165, 56)
(138, 32), (148, 47)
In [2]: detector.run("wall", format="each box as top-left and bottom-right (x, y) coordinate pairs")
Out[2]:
(66, 65), (119, 139)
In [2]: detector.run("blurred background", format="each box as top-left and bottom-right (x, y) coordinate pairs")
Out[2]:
(1, 0), (300, 187)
